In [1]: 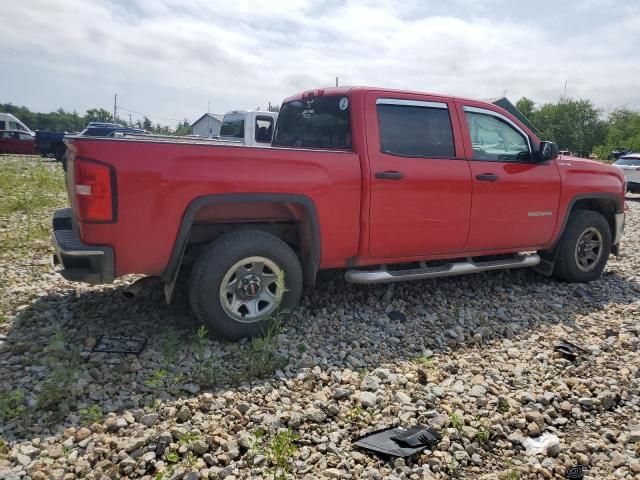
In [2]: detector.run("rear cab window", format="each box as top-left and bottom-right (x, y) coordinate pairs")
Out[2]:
(272, 95), (351, 150)
(220, 114), (245, 140)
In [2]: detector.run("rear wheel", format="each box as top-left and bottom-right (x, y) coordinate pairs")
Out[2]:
(553, 210), (611, 282)
(188, 230), (303, 340)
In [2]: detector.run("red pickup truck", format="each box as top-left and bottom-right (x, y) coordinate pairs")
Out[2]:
(53, 87), (626, 339)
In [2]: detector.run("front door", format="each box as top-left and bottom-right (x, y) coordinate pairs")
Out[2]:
(366, 92), (472, 258)
(456, 101), (561, 251)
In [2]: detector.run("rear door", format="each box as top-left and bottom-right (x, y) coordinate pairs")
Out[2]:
(366, 92), (472, 258)
(456, 101), (561, 251)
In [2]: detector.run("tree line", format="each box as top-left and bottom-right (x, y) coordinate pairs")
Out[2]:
(2, 99), (638, 160)
(515, 97), (640, 161)
(0, 103), (192, 136)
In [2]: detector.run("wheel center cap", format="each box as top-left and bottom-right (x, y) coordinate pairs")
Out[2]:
(238, 274), (262, 298)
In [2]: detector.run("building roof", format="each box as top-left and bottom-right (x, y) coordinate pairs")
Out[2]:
(481, 97), (540, 135)
(191, 113), (224, 127)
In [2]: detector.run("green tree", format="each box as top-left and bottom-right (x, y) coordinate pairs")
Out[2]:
(84, 108), (113, 124)
(529, 98), (607, 154)
(592, 108), (640, 161)
(515, 97), (535, 119)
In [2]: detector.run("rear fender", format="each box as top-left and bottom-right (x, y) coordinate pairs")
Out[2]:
(162, 194), (321, 301)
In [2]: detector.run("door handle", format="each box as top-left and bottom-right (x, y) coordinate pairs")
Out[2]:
(475, 173), (499, 182)
(375, 171), (404, 180)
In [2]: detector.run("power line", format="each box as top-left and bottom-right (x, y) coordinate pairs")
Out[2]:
(117, 105), (183, 124)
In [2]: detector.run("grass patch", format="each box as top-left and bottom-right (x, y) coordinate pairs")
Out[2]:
(0, 157), (66, 257)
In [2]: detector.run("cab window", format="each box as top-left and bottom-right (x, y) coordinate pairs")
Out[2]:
(464, 109), (530, 162)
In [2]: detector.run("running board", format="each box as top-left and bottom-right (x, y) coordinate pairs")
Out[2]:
(344, 254), (540, 284)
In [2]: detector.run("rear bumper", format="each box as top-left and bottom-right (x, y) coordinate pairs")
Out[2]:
(52, 208), (115, 284)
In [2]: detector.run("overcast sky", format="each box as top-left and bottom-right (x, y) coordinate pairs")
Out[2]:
(1, 0), (639, 126)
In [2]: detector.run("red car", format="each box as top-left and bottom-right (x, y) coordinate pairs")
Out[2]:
(52, 86), (626, 339)
(0, 130), (37, 155)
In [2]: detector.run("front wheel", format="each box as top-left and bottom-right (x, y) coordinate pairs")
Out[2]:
(553, 210), (611, 282)
(188, 230), (303, 340)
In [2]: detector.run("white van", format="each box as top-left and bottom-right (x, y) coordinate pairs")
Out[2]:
(0, 113), (33, 134)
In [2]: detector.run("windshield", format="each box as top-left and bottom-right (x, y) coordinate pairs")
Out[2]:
(220, 114), (245, 139)
(614, 157), (640, 166)
(272, 95), (351, 149)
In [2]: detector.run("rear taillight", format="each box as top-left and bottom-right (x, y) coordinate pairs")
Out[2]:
(75, 158), (116, 222)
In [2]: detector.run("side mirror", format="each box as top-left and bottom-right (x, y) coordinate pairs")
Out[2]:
(538, 141), (559, 162)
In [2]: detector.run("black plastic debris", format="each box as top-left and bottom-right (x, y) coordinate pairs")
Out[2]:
(554, 340), (588, 362)
(565, 464), (587, 480)
(92, 335), (147, 355)
(604, 328), (618, 338)
(353, 425), (440, 457)
(387, 310), (407, 322)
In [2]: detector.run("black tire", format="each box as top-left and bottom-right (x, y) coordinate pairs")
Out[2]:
(553, 210), (611, 282)
(188, 230), (303, 340)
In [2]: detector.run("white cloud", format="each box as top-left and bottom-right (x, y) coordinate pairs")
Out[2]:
(1, 0), (639, 124)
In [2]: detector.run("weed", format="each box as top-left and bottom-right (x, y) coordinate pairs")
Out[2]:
(346, 405), (364, 421)
(474, 426), (491, 445)
(449, 413), (463, 432)
(297, 343), (306, 354)
(145, 369), (168, 389)
(243, 314), (287, 381)
(447, 458), (461, 478)
(177, 431), (201, 446)
(498, 397), (510, 413)
(79, 404), (103, 424)
(0, 389), (27, 423)
(498, 461), (520, 480)
(264, 428), (299, 480)
(412, 353), (433, 367)
(0, 439), (8, 459)
(160, 332), (182, 365)
(165, 451), (179, 463)
(358, 368), (369, 380)
(35, 328), (82, 421)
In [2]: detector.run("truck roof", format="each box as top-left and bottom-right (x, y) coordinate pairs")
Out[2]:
(282, 86), (495, 107)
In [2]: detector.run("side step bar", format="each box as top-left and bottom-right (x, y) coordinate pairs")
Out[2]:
(344, 254), (540, 284)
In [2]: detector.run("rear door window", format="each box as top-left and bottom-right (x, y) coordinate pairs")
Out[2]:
(273, 96), (351, 150)
(376, 99), (455, 157)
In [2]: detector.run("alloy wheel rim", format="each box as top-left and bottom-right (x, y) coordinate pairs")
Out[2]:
(574, 227), (603, 272)
(219, 256), (283, 322)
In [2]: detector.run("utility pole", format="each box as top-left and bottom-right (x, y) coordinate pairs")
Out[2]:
(564, 80), (567, 98)
(208, 99), (211, 114)
(113, 93), (117, 122)
(336, 76), (339, 87)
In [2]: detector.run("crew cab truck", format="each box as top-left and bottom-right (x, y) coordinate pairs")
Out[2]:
(53, 87), (626, 340)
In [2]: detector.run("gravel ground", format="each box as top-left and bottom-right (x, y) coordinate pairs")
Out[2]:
(1, 156), (639, 480)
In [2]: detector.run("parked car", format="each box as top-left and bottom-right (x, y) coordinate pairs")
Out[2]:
(52, 86), (626, 340)
(36, 123), (149, 165)
(35, 131), (68, 160)
(0, 130), (37, 155)
(0, 113), (33, 134)
(613, 154), (640, 193)
(218, 110), (278, 146)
